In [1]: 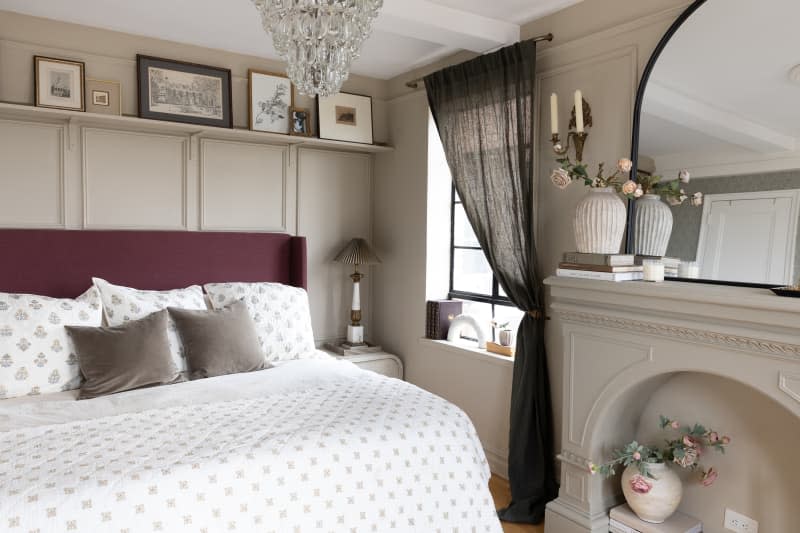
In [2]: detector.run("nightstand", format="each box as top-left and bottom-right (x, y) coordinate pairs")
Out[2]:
(322, 345), (404, 380)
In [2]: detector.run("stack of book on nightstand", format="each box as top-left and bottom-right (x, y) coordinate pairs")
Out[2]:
(609, 504), (702, 533)
(557, 252), (644, 282)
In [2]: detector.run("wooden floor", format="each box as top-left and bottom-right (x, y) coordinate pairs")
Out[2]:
(489, 475), (545, 533)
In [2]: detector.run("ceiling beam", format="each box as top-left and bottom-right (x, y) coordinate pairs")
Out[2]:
(376, 0), (520, 53)
(644, 82), (796, 154)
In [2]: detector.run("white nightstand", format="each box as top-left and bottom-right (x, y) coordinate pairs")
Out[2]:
(322, 346), (404, 380)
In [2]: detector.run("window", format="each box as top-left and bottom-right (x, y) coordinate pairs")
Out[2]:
(449, 187), (524, 340)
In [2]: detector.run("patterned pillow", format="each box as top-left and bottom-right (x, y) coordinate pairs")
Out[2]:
(0, 287), (103, 399)
(92, 278), (207, 375)
(204, 282), (316, 363)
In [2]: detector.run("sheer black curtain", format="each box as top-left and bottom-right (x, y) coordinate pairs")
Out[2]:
(424, 40), (557, 524)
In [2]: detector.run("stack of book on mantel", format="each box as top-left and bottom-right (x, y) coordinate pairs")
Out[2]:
(557, 252), (644, 282)
(609, 504), (702, 533)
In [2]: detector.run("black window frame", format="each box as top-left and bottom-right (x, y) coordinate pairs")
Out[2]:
(449, 185), (515, 321)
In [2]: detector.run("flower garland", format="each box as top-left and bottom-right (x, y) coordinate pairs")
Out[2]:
(550, 156), (704, 207)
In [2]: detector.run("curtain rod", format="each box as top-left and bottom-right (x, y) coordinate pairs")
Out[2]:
(404, 32), (553, 89)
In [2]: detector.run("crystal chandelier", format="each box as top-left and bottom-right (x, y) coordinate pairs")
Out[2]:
(252, 0), (383, 97)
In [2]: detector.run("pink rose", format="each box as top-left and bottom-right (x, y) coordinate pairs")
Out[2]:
(629, 474), (652, 494)
(618, 158), (633, 173)
(634, 186), (644, 198)
(633, 451), (641, 461)
(671, 421), (680, 430)
(683, 435), (696, 447)
(551, 168), (572, 190)
(621, 180), (637, 195)
(702, 467), (718, 487)
(708, 432), (719, 443)
(679, 169), (691, 183)
(588, 462), (597, 474)
(722, 436), (731, 445)
(690, 191), (704, 206)
(675, 446), (698, 468)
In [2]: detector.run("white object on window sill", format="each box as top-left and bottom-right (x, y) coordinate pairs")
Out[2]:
(418, 338), (514, 367)
(446, 314), (487, 348)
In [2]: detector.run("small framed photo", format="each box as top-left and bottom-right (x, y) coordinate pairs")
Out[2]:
(289, 107), (312, 137)
(137, 55), (232, 128)
(86, 79), (122, 115)
(317, 92), (373, 144)
(248, 69), (293, 134)
(34, 56), (85, 111)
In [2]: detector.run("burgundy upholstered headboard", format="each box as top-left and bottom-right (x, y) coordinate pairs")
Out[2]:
(0, 230), (307, 298)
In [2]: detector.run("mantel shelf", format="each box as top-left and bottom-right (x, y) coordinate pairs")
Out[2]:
(0, 102), (394, 154)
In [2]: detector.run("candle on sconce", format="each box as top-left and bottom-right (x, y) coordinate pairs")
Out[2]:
(574, 90), (584, 133)
(550, 93), (559, 135)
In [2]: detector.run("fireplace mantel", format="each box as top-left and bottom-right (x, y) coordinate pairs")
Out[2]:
(542, 277), (800, 533)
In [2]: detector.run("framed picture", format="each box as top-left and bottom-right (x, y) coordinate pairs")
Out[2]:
(289, 107), (312, 137)
(317, 92), (373, 144)
(248, 70), (293, 134)
(85, 78), (122, 115)
(34, 56), (85, 111)
(137, 55), (232, 128)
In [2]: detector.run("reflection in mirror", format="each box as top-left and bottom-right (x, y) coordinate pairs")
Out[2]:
(636, 0), (800, 286)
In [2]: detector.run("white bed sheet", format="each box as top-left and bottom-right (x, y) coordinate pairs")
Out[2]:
(0, 357), (501, 532)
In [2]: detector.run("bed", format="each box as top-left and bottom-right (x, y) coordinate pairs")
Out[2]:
(0, 230), (501, 533)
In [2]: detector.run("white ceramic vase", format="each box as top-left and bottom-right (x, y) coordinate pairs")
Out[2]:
(573, 187), (627, 254)
(634, 194), (674, 257)
(498, 330), (513, 347)
(621, 463), (683, 524)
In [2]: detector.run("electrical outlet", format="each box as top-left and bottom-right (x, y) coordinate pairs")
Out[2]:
(724, 509), (759, 532)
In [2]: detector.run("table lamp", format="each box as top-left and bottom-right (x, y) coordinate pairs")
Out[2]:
(333, 238), (381, 346)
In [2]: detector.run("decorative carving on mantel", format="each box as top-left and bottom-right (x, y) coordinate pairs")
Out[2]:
(779, 372), (800, 404)
(557, 449), (593, 469)
(556, 310), (800, 361)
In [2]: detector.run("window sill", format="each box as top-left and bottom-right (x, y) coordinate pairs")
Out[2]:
(417, 338), (515, 367)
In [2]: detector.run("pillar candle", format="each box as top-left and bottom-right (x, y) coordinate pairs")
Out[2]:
(642, 260), (665, 282)
(574, 89), (584, 133)
(550, 93), (559, 135)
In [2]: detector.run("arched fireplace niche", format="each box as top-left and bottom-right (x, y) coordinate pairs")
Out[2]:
(542, 277), (800, 533)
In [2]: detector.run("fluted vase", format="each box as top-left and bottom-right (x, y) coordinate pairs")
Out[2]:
(634, 194), (674, 257)
(573, 187), (627, 254)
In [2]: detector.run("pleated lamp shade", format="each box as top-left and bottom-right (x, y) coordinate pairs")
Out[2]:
(333, 238), (381, 266)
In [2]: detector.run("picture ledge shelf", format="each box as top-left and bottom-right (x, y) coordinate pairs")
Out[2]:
(0, 102), (394, 154)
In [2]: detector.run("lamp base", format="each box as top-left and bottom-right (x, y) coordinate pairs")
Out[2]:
(346, 325), (365, 345)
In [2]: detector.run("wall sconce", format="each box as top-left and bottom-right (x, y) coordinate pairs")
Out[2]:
(550, 90), (593, 162)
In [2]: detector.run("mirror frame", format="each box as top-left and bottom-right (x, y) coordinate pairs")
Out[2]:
(626, 0), (775, 288)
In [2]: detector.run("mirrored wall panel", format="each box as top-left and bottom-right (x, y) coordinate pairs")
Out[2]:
(635, 0), (800, 285)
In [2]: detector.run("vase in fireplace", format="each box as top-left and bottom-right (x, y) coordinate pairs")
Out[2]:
(621, 462), (682, 523)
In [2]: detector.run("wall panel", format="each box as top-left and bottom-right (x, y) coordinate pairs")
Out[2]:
(0, 120), (64, 228)
(297, 148), (372, 344)
(82, 128), (187, 229)
(200, 139), (287, 231)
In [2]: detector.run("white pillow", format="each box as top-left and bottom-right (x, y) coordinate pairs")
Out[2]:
(204, 282), (316, 363)
(92, 278), (207, 375)
(0, 287), (103, 399)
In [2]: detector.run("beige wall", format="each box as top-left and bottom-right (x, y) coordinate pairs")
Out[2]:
(0, 11), (382, 345)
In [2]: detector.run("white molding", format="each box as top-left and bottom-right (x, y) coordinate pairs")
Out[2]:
(483, 444), (509, 478)
(81, 127), (188, 230)
(0, 118), (66, 229)
(198, 138), (289, 232)
(778, 371), (800, 405)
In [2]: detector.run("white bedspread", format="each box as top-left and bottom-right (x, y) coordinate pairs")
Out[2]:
(0, 358), (501, 532)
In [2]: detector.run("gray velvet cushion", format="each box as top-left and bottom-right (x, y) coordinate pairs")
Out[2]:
(168, 300), (268, 380)
(66, 310), (184, 400)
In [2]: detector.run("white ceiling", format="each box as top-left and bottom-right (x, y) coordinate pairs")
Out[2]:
(0, 0), (581, 80)
(640, 0), (800, 161)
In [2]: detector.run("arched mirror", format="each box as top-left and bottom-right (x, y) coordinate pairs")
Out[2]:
(631, 0), (800, 287)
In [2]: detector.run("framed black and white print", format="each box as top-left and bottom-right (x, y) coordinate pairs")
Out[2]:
(248, 70), (293, 134)
(137, 55), (232, 128)
(34, 56), (85, 111)
(289, 107), (312, 137)
(317, 92), (373, 144)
